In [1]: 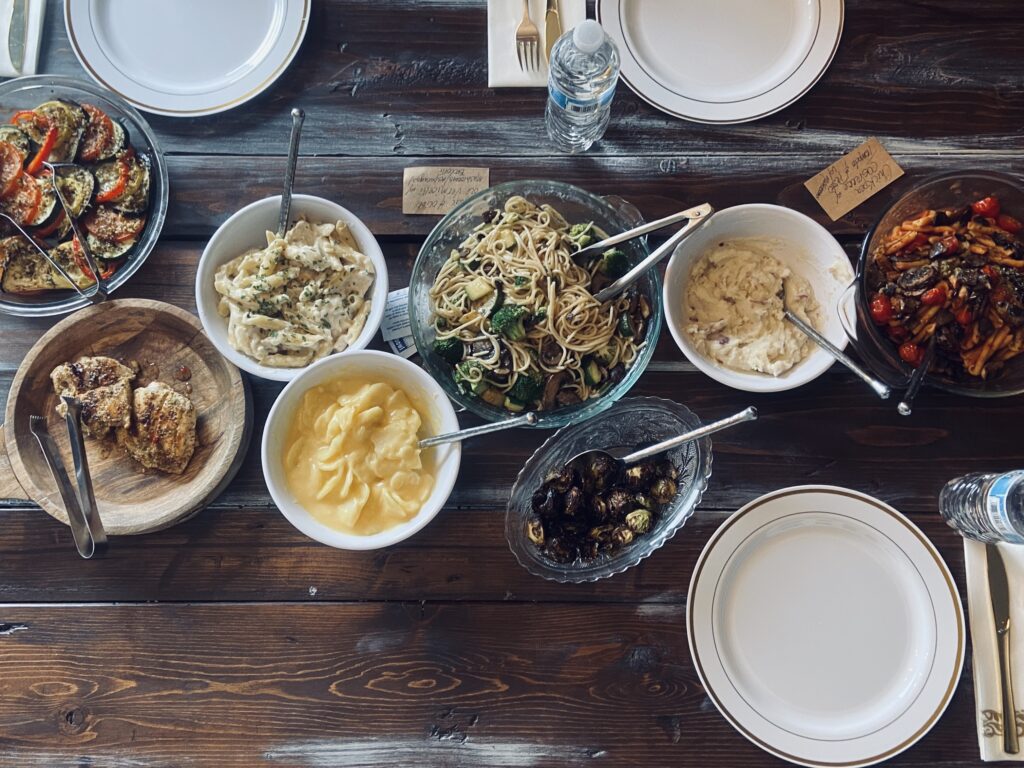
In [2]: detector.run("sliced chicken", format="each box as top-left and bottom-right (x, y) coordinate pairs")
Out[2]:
(50, 355), (136, 437)
(116, 382), (197, 474)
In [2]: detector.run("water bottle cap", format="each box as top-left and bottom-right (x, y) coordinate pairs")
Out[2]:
(573, 20), (605, 54)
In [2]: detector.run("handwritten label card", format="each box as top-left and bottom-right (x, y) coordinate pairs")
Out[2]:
(402, 166), (490, 215)
(805, 138), (904, 221)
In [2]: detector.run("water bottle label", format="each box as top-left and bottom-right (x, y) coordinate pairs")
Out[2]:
(986, 471), (1024, 541)
(549, 82), (616, 114)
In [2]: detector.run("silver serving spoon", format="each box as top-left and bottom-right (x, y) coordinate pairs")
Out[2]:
(592, 202), (714, 303)
(419, 411), (538, 449)
(780, 280), (891, 400)
(277, 107), (305, 237)
(897, 335), (937, 416)
(566, 406), (757, 470)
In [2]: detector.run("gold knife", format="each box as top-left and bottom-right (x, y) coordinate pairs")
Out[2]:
(988, 543), (1020, 755)
(544, 0), (561, 64)
(8, 0), (28, 74)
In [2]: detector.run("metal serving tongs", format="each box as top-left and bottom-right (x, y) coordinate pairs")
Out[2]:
(588, 203), (714, 303)
(28, 398), (108, 559)
(0, 162), (109, 304)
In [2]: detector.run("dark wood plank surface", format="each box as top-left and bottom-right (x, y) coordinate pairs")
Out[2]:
(1, 0), (1021, 765)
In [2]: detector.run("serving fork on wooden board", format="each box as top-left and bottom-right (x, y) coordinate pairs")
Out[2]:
(515, 0), (541, 72)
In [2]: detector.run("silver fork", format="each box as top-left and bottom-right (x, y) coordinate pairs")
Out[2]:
(515, 0), (541, 72)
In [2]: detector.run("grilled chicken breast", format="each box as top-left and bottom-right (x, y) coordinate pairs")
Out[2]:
(116, 382), (196, 474)
(51, 356), (136, 437)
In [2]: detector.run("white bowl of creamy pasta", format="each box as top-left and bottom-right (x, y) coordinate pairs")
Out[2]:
(664, 204), (854, 393)
(262, 350), (462, 550)
(196, 194), (388, 381)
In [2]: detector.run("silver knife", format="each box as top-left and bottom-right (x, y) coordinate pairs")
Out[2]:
(8, 0), (28, 75)
(988, 543), (1020, 755)
(545, 0), (561, 64)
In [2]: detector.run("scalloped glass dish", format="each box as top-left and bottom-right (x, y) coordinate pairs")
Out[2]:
(409, 180), (662, 429)
(505, 397), (713, 583)
(0, 75), (168, 317)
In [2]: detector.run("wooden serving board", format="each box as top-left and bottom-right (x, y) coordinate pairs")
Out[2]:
(0, 299), (252, 535)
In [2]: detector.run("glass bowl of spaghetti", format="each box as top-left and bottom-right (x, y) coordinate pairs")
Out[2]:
(850, 171), (1024, 397)
(410, 180), (662, 428)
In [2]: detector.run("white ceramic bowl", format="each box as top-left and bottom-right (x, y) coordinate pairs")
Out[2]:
(196, 194), (389, 381)
(262, 351), (462, 550)
(664, 204), (853, 393)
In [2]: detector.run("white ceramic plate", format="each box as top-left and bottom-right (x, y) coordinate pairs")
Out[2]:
(596, 0), (844, 123)
(663, 204), (854, 393)
(688, 486), (964, 767)
(65, 0), (310, 117)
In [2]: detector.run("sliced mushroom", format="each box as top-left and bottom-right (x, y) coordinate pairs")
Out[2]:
(540, 337), (562, 367)
(541, 370), (571, 410)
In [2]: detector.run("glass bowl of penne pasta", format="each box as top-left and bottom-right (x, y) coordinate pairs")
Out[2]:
(851, 171), (1024, 397)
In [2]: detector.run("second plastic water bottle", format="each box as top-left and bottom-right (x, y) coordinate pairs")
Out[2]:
(545, 20), (620, 154)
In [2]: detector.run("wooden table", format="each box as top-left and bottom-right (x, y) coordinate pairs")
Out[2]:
(1, 2), (1021, 765)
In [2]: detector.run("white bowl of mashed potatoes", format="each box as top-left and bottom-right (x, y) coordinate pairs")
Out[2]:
(664, 204), (853, 393)
(262, 350), (461, 549)
(196, 194), (389, 382)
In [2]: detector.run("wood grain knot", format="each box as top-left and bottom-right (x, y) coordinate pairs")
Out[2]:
(57, 704), (89, 736)
(30, 680), (79, 698)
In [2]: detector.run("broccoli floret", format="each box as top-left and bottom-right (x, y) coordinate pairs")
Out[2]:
(507, 371), (543, 404)
(433, 337), (463, 365)
(491, 304), (529, 341)
(454, 359), (487, 395)
(598, 248), (629, 279)
(569, 222), (593, 247)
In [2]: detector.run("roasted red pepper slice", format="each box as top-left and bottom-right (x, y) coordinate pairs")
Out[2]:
(25, 125), (58, 175)
(33, 208), (65, 239)
(971, 196), (1001, 219)
(95, 153), (130, 203)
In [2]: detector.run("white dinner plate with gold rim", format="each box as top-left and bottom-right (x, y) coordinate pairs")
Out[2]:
(596, 0), (844, 123)
(65, 0), (310, 117)
(688, 486), (964, 767)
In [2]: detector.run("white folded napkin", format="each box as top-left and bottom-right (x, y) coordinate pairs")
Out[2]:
(0, 0), (46, 78)
(487, 0), (587, 88)
(965, 539), (1024, 760)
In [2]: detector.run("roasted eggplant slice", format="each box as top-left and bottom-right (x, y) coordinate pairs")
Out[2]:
(82, 205), (145, 259)
(0, 236), (92, 294)
(0, 126), (30, 156)
(77, 103), (125, 163)
(94, 151), (149, 213)
(32, 100), (88, 163)
(26, 174), (57, 227)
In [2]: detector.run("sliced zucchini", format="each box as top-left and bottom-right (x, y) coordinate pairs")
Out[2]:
(0, 126), (30, 155)
(464, 276), (493, 301)
(503, 396), (525, 413)
(86, 232), (137, 260)
(583, 357), (604, 387)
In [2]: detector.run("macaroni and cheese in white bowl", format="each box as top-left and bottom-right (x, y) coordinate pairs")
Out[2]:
(262, 350), (462, 550)
(196, 194), (388, 381)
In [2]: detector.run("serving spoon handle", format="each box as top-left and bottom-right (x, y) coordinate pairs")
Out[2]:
(620, 406), (758, 464)
(419, 411), (538, 449)
(277, 108), (305, 237)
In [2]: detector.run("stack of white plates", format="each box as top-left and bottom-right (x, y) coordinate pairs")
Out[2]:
(597, 0), (844, 123)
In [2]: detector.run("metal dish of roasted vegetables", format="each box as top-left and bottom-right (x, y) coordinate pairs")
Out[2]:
(866, 194), (1024, 380)
(0, 98), (151, 295)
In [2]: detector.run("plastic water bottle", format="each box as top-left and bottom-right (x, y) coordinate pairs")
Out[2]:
(545, 19), (620, 154)
(939, 470), (1024, 543)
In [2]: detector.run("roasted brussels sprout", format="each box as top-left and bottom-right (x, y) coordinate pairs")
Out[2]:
(526, 517), (545, 545)
(624, 462), (655, 488)
(651, 477), (677, 504)
(564, 486), (584, 517)
(612, 526), (634, 545)
(606, 488), (633, 518)
(626, 509), (653, 534)
(585, 453), (617, 490)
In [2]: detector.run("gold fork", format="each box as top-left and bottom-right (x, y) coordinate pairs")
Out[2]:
(515, 0), (541, 72)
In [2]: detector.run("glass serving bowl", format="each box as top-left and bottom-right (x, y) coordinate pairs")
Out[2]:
(409, 179), (663, 428)
(505, 397), (713, 583)
(848, 171), (1024, 397)
(0, 75), (168, 317)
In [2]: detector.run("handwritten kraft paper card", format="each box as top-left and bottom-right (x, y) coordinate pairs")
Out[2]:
(805, 138), (905, 221)
(403, 167), (490, 215)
